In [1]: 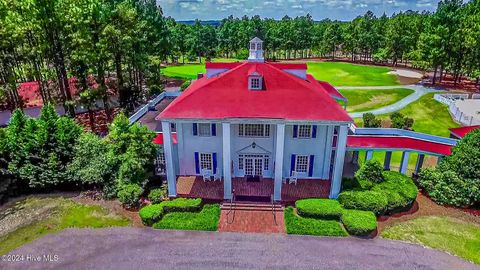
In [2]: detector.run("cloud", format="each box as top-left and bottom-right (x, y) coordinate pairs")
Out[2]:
(157, 0), (438, 20)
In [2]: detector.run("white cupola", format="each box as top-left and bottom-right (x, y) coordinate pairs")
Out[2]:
(248, 37), (264, 62)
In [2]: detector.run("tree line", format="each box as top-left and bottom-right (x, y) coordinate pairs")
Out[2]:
(1, 0), (479, 116)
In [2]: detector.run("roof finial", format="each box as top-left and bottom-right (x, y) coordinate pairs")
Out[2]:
(248, 37), (264, 63)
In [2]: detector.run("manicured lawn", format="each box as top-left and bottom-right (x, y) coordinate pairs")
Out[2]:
(382, 216), (480, 264)
(162, 58), (240, 79)
(0, 197), (130, 255)
(339, 88), (414, 112)
(284, 207), (348, 237)
(153, 204), (220, 231)
(354, 93), (460, 137)
(307, 62), (399, 86)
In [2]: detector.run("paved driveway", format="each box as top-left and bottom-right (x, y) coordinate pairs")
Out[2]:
(2, 228), (478, 270)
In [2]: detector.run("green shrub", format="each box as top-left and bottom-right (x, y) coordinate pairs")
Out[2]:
(139, 204), (164, 226)
(338, 190), (388, 215)
(284, 207), (348, 237)
(148, 188), (167, 204)
(161, 198), (202, 212)
(296, 199), (343, 220)
(372, 171), (418, 212)
(180, 80), (191, 91)
(341, 209), (377, 236)
(356, 160), (384, 184)
(153, 204), (220, 231)
(117, 184), (143, 208)
(363, 112), (381, 128)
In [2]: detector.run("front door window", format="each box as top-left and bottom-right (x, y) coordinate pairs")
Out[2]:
(241, 154), (268, 176)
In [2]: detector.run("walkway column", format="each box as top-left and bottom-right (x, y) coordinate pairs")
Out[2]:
(330, 125), (348, 199)
(352, 151), (359, 164)
(161, 121), (176, 197)
(437, 156), (443, 166)
(322, 126), (334, 179)
(222, 123), (232, 200)
(414, 154), (425, 175)
(274, 124), (285, 201)
(399, 151), (410, 175)
(384, 151), (392, 170)
(365, 150), (373, 161)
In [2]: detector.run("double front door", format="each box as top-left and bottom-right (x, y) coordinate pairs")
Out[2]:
(243, 154), (268, 176)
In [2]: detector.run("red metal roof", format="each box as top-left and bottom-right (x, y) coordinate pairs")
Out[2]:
(307, 76), (346, 101)
(205, 62), (243, 69)
(449, 125), (480, 138)
(268, 63), (307, 69)
(347, 135), (453, 156)
(152, 133), (178, 145)
(158, 62), (352, 122)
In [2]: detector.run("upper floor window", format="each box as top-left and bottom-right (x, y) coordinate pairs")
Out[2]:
(198, 123), (211, 136)
(239, 124), (270, 137)
(298, 125), (312, 138)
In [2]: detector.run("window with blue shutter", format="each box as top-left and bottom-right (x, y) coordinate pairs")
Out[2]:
(212, 153), (217, 174)
(308, 155), (315, 177)
(194, 152), (200, 174)
(293, 125), (298, 138)
(290, 154), (296, 175)
(211, 124), (216, 136)
(312, 126), (317, 138)
(193, 123), (198, 136)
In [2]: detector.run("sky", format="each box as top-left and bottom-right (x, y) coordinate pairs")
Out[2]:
(157, 0), (440, 21)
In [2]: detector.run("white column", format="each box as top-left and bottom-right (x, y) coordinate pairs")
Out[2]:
(365, 150), (373, 161)
(352, 151), (359, 164)
(414, 154), (425, 175)
(330, 125), (348, 199)
(161, 121), (176, 197)
(274, 124), (285, 201)
(222, 123), (232, 199)
(322, 125), (334, 179)
(399, 151), (410, 175)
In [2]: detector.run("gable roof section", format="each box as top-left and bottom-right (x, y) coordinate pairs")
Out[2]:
(449, 125), (480, 138)
(158, 62), (352, 122)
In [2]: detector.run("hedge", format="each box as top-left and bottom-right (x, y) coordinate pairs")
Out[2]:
(148, 188), (167, 204)
(338, 190), (389, 215)
(153, 204), (220, 231)
(284, 207), (348, 237)
(341, 209), (377, 236)
(139, 204), (164, 226)
(139, 198), (202, 226)
(296, 199), (343, 220)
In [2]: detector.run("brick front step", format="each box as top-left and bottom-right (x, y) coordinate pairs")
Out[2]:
(221, 202), (284, 212)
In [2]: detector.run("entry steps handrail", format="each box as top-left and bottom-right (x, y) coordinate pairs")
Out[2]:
(271, 194), (277, 226)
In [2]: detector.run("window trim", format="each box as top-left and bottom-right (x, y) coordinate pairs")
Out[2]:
(297, 125), (313, 139)
(238, 124), (270, 137)
(295, 155), (309, 173)
(198, 123), (212, 137)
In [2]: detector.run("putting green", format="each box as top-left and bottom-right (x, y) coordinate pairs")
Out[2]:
(339, 88), (414, 113)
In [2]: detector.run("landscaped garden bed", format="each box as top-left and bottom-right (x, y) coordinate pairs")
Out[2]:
(139, 198), (220, 231)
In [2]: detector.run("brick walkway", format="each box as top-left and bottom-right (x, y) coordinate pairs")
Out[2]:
(218, 207), (285, 234)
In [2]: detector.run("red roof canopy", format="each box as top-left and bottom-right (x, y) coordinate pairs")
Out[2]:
(449, 125), (480, 138)
(158, 62), (352, 122)
(152, 133), (177, 145)
(347, 135), (453, 156)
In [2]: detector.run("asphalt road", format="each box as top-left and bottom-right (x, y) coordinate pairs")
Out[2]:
(2, 228), (478, 270)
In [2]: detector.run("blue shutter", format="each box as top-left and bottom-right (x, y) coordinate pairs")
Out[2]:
(194, 152), (200, 174)
(290, 154), (296, 176)
(193, 123), (198, 136)
(212, 153), (217, 174)
(211, 124), (216, 136)
(312, 125), (317, 138)
(293, 125), (298, 138)
(308, 155), (315, 177)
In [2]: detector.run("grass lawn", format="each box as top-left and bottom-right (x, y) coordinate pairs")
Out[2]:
(307, 62), (399, 86)
(153, 204), (220, 231)
(339, 88), (414, 113)
(284, 207), (348, 237)
(354, 93), (460, 137)
(0, 197), (130, 255)
(162, 60), (400, 87)
(382, 216), (480, 264)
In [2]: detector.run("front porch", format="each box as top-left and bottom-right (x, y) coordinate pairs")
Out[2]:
(176, 176), (331, 203)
